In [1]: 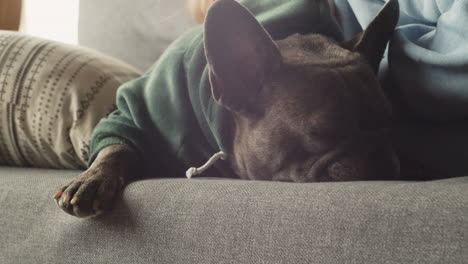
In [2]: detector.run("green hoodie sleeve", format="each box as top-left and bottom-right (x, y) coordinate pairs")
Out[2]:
(88, 28), (201, 172)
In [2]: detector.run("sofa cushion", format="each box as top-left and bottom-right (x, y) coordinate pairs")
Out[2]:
(0, 31), (141, 169)
(1, 167), (466, 264)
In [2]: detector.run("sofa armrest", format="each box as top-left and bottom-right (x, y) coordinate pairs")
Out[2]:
(1, 167), (467, 263)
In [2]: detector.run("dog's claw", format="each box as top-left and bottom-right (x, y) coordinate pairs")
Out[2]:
(57, 197), (64, 207)
(63, 194), (71, 204)
(53, 191), (63, 200)
(70, 197), (79, 205)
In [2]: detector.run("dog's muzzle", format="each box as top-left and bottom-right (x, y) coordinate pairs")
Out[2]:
(308, 129), (400, 182)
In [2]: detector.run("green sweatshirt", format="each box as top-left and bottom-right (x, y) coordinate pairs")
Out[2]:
(89, 0), (343, 178)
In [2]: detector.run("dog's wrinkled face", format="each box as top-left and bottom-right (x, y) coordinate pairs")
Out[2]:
(228, 35), (399, 182)
(204, 0), (400, 182)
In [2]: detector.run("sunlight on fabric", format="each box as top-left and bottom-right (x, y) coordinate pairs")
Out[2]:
(21, 0), (79, 44)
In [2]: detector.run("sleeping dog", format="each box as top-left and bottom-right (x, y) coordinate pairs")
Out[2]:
(54, 0), (400, 217)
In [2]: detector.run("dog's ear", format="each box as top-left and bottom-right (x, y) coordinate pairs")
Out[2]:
(204, 0), (281, 115)
(343, 0), (399, 73)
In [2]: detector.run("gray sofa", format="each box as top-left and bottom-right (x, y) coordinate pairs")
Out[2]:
(1, 0), (467, 263)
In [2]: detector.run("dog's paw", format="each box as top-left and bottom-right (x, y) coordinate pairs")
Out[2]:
(53, 167), (124, 218)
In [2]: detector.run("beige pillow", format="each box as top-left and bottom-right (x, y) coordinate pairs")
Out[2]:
(0, 31), (142, 169)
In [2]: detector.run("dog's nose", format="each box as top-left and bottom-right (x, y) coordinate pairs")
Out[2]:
(325, 130), (400, 181)
(327, 144), (399, 181)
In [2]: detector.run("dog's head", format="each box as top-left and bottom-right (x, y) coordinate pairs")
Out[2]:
(204, 0), (400, 182)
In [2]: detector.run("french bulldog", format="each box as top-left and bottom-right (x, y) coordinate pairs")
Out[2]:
(54, 0), (400, 217)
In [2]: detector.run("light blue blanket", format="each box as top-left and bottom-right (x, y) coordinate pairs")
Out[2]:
(335, 0), (468, 121)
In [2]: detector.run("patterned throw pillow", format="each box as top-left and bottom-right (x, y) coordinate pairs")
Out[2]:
(0, 31), (142, 169)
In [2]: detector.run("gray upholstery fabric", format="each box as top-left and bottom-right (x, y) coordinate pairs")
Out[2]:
(78, 0), (194, 72)
(1, 167), (467, 264)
